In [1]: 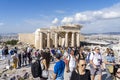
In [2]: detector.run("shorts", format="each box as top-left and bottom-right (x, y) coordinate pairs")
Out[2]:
(90, 65), (102, 75)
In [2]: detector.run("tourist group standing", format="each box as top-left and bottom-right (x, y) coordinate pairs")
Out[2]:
(0, 44), (120, 80)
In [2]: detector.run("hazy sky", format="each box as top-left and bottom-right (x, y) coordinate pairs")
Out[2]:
(0, 0), (120, 33)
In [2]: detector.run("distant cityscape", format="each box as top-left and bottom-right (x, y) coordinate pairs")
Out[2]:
(0, 32), (120, 43)
(0, 33), (18, 42)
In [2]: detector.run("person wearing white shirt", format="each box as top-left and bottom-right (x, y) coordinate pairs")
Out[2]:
(90, 47), (103, 80)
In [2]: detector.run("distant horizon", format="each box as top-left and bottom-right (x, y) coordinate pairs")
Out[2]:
(0, 31), (120, 35)
(0, 0), (120, 33)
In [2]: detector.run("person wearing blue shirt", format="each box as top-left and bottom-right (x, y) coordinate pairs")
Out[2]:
(104, 48), (115, 80)
(53, 53), (65, 80)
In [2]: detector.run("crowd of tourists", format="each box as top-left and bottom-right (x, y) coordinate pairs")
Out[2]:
(0, 45), (120, 80)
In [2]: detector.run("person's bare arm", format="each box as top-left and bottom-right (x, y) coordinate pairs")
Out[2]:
(52, 73), (57, 80)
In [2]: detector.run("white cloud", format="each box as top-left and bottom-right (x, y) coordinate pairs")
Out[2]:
(102, 11), (120, 19)
(52, 18), (59, 24)
(74, 13), (89, 22)
(0, 22), (4, 26)
(61, 17), (73, 24)
(54, 2), (120, 33)
(59, 3), (120, 24)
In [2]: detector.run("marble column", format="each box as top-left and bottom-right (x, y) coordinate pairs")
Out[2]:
(76, 32), (80, 47)
(65, 32), (68, 47)
(40, 32), (43, 50)
(55, 32), (58, 48)
(47, 32), (50, 48)
(59, 36), (61, 46)
(71, 32), (75, 47)
(35, 30), (40, 49)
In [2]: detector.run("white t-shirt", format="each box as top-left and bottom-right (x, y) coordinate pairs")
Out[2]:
(90, 52), (102, 65)
(67, 55), (76, 68)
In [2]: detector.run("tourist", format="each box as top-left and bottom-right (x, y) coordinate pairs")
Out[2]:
(50, 48), (56, 62)
(63, 48), (69, 72)
(52, 53), (65, 80)
(22, 49), (27, 66)
(2, 46), (10, 65)
(68, 50), (76, 72)
(0, 46), (3, 60)
(18, 50), (22, 68)
(11, 53), (18, 69)
(85, 48), (91, 64)
(70, 59), (91, 80)
(76, 47), (85, 61)
(104, 48), (115, 80)
(89, 47), (103, 80)
(41, 51), (51, 79)
(27, 46), (33, 65)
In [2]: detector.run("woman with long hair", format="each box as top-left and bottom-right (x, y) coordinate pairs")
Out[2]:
(41, 50), (51, 79)
(104, 48), (115, 80)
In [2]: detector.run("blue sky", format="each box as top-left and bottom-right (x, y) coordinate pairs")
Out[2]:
(0, 0), (120, 33)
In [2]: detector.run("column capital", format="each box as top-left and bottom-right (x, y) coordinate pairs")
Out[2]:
(47, 30), (50, 33)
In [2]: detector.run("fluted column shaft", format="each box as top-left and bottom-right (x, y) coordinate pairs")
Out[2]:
(71, 32), (75, 47)
(65, 32), (68, 47)
(35, 31), (40, 49)
(55, 32), (58, 48)
(40, 32), (43, 50)
(76, 32), (80, 47)
(47, 32), (50, 48)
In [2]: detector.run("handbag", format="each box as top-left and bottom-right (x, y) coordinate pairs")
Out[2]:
(42, 70), (48, 78)
(107, 65), (114, 73)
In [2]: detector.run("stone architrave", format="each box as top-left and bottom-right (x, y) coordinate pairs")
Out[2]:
(65, 32), (68, 47)
(55, 32), (58, 48)
(76, 32), (80, 47)
(40, 32), (43, 50)
(71, 32), (75, 47)
(47, 32), (50, 48)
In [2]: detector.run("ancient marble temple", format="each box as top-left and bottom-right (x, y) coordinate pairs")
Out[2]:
(19, 24), (83, 50)
(35, 24), (82, 50)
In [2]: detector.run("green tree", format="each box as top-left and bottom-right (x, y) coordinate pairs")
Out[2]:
(5, 40), (18, 45)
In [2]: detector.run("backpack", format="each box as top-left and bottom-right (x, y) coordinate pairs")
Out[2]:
(31, 60), (42, 78)
(10, 50), (14, 55)
(86, 52), (91, 63)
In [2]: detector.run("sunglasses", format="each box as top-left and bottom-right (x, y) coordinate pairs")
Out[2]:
(81, 64), (86, 67)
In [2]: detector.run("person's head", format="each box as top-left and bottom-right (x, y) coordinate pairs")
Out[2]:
(55, 53), (61, 60)
(41, 51), (51, 68)
(105, 48), (110, 55)
(109, 48), (114, 56)
(79, 47), (84, 54)
(77, 59), (86, 71)
(94, 47), (100, 53)
(70, 49), (74, 55)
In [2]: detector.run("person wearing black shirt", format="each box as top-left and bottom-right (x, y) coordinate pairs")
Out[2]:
(70, 59), (91, 80)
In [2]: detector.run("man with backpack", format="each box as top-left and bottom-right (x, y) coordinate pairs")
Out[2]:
(90, 47), (103, 80)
